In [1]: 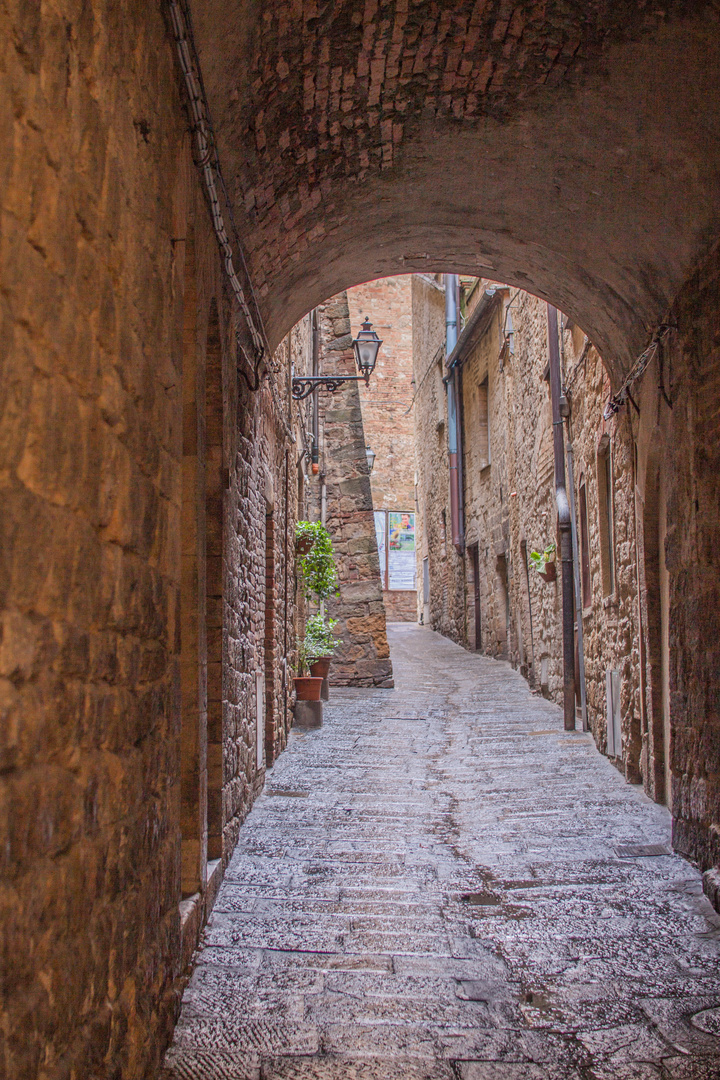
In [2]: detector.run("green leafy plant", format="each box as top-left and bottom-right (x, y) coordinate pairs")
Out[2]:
(304, 613), (343, 658)
(294, 635), (312, 677)
(295, 521), (339, 602)
(529, 543), (556, 573)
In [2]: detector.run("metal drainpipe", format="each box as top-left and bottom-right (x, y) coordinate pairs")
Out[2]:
(445, 274), (463, 552)
(311, 310), (319, 470)
(547, 304), (576, 730)
(283, 448), (290, 729)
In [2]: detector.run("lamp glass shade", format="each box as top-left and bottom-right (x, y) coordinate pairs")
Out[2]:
(353, 317), (382, 378)
(365, 444), (376, 472)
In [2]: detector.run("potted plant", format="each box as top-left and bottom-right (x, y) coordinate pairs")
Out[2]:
(529, 543), (557, 582)
(295, 521), (339, 601)
(293, 636), (323, 701)
(304, 612), (343, 679)
(295, 520), (315, 556)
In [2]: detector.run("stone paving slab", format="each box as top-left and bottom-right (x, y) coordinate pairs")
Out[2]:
(163, 626), (720, 1078)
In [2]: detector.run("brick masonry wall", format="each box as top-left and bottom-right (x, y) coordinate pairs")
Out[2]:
(348, 275), (418, 622)
(0, 6), (297, 1075)
(300, 294), (393, 688)
(192, 0), (720, 379)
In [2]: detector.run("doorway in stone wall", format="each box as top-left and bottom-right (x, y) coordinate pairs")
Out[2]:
(469, 542), (481, 651)
(496, 553), (509, 660)
(643, 451), (671, 807)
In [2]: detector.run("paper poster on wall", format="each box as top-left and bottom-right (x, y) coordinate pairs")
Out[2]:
(388, 512), (416, 590)
(374, 510), (386, 585)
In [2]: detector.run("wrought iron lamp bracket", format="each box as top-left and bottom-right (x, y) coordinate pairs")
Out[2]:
(291, 374), (367, 400)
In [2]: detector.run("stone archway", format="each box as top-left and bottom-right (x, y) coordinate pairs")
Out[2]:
(191, 0), (720, 374)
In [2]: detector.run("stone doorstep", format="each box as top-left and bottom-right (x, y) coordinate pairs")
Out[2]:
(180, 858), (225, 970)
(702, 867), (720, 914)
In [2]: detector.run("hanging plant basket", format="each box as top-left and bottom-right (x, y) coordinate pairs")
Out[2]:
(296, 534), (314, 556)
(530, 543), (556, 583)
(539, 560), (557, 582)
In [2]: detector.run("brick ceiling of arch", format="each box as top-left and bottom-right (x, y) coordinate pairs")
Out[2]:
(191, 0), (720, 377)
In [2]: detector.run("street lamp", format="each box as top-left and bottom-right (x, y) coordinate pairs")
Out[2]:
(353, 317), (382, 383)
(292, 316), (383, 400)
(365, 444), (376, 473)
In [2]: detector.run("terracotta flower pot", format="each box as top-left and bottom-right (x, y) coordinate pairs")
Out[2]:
(309, 657), (331, 679)
(539, 560), (557, 582)
(296, 535), (313, 556)
(294, 676), (323, 701)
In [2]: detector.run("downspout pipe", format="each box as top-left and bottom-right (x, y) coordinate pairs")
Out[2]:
(547, 304), (576, 731)
(445, 274), (463, 552)
(311, 309), (319, 470)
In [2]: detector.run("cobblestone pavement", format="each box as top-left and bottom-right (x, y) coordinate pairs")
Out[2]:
(164, 625), (720, 1080)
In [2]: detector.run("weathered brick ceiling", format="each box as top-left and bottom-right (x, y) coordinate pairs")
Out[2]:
(191, 1), (720, 377)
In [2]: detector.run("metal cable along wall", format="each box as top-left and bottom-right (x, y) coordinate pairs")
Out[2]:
(167, 0), (293, 441)
(603, 324), (673, 419)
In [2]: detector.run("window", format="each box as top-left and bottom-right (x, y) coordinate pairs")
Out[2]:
(478, 376), (490, 469)
(579, 477), (592, 609)
(597, 438), (615, 596)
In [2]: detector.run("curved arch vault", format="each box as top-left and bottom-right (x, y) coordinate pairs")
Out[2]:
(193, 0), (720, 374)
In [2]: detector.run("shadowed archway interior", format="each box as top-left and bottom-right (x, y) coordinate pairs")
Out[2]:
(192, 0), (720, 373)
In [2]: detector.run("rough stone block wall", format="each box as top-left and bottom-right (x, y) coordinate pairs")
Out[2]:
(655, 240), (720, 876)
(414, 282), (645, 778)
(305, 294), (393, 688)
(414, 264), (720, 885)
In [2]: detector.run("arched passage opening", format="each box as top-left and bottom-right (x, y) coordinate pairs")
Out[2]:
(190, 0), (720, 378)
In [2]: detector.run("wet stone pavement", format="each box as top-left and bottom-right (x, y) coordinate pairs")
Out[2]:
(163, 625), (720, 1080)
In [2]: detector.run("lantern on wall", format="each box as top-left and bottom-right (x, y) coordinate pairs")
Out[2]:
(291, 314), (383, 399)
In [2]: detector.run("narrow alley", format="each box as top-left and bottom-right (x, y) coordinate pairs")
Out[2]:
(164, 626), (720, 1080)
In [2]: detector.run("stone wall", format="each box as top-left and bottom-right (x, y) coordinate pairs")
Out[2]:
(347, 276), (418, 622)
(412, 275), (466, 638)
(0, 6), (297, 1075)
(637, 240), (720, 880)
(413, 268), (720, 897)
(300, 293), (393, 688)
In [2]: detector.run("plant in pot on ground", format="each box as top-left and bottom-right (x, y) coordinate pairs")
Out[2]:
(529, 543), (557, 582)
(293, 636), (324, 701)
(294, 522), (341, 699)
(304, 613), (343, 679)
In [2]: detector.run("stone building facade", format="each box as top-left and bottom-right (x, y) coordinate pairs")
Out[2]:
(348, 277), (418, 622)
(414, 280), (645, 761)
(413, 271), (720, 899)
